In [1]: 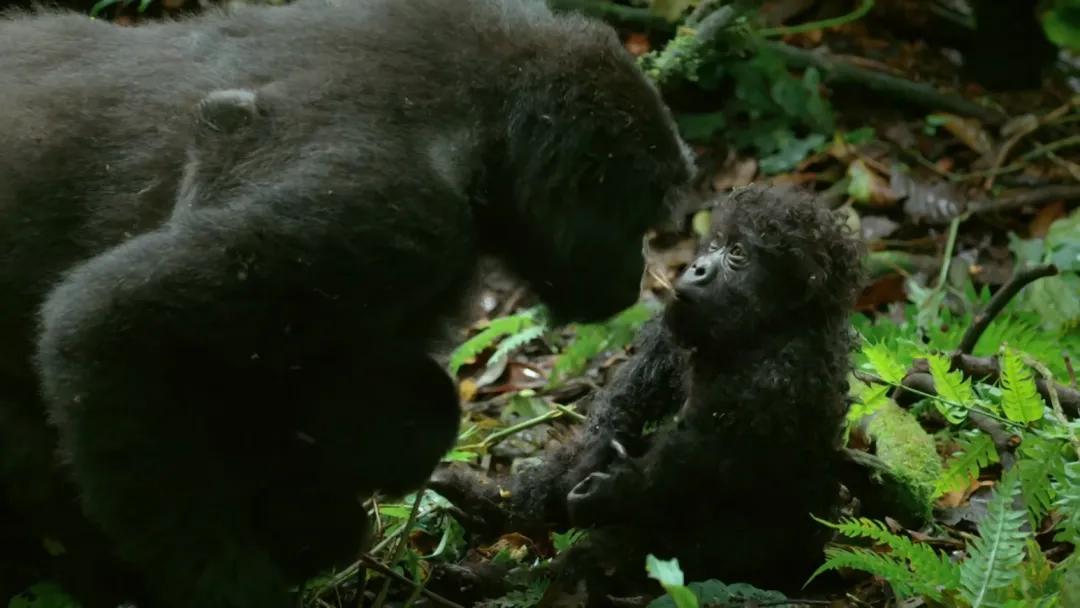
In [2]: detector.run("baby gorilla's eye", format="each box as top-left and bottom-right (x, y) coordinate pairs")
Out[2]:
(726, 242), (749, 269)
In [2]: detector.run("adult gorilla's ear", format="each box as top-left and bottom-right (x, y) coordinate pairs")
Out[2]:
(195, 89), (267, 135)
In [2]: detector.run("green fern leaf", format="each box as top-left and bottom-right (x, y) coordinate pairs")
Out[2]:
(1016, 435), (1066, 527)
(809, 547), (939, 599)
(1000, 349), (1044, 424)
(1053, 461), (1080, 544)
(812, 516), (960, 595)
(927, 353), (973, 424)
(863, 342), (907, 384)
(549, 301), (656, 384)
(448, 308), (541, 375)
(488, 325), (546, 369)
(959, 470), (1029, 608)
(935, 432), (999, 498)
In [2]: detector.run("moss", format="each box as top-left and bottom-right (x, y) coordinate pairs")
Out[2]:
(865, 400), (943, 522)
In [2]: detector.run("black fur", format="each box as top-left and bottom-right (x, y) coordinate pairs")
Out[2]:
(434, 186), (864, 602)
(0, 1), (693, 606)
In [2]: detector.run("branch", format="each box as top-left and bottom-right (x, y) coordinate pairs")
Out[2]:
(957, 264), (1059, 354)
(903, 354), (1080, 418)
(966, 184), (1080, 216)
(358, 553), (466, 608)
(761, 41), (1006, 125)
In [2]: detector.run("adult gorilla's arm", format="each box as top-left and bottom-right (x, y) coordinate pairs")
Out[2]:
(35, 162), (472, 606)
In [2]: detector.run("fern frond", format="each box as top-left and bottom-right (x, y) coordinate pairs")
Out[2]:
(488, 325), (546, 368)
(959, 470), (1029, 608)
(1016, 435), (1066, 527)
(448, 308), (542, 375)
(808, 546), (941, 599)
(1053, 461), (1080, 544)
(935, 432), (999, 498)
(549, 301), (655, 384)
(1000, 349), (1044, 424)
(927, 353), (973, 424)
(813, 516), (960, 592)
(862, 342), (907, 384)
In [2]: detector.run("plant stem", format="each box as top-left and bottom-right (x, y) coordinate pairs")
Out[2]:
(759, 0), (874, 37)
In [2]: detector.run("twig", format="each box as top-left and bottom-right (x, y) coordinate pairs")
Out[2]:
(358, 553), (465, 608)
(761, 41), (1006, 125)
(759, 0), (874, 37)
(899, 372), (1020, 451)
(1065, 353), (1077, 388)
(984, 102), (1075, 190)
(372, 487), (426, 608)
(458, 404), (584, 452)
(923, 353), (1080, 417)
(549, 0), (667, 28)
(967, 184), (1080, 215)
(957, 264), (1059, 354)
(647, 266), (677, 296)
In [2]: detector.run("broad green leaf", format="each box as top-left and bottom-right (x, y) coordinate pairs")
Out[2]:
(646, 555), (698, 608)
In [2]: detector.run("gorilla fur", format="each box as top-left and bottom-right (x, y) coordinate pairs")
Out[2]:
(0, 1), (693, 606)
(433, 185), (865, 602)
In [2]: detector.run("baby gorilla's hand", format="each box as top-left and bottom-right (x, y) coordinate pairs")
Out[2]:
(566, 440), (643, 526)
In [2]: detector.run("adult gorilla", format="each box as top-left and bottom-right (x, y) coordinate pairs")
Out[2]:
(0, 0), (693, 606)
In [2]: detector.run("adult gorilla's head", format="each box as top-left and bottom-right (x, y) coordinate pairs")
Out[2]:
(476, 13), (694, 324)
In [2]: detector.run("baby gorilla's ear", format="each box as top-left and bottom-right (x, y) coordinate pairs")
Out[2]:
(196, 89), (261, 134)
(786, 241), (828, 303)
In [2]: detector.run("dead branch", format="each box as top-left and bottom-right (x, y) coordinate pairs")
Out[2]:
(761, 41), (1007, 125)
(957, 264), (1059, 354)
(967, 184), (1080, 216)
(904, 354), (1080, 418)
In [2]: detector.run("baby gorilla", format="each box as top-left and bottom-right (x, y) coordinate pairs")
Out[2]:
(433, 185), (864, 602)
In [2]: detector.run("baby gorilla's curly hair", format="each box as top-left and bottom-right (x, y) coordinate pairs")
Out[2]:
(433, 185), (866, 603)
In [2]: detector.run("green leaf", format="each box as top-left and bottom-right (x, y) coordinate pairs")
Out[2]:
(1024, 275), (1080, 332)
(1053, 461), (1080, 544)
(649, 0), (693, 22)
(676, 112), (726, 142)
(935, 431), (999, 498)
(448, 308), (541, 375)
(862, 342), (907, 384)
(757, 133), (826, 174)
(927, 353), (973, 424)
(550, 301), (657, 384)
(1000, 349), (1044, 424)
(646, 555), (698, 608)
(647, 580), (786, 608)
(959, 469), (1029, 608)
(811, 516), (960, 598)
(9, 584), (81, 608)
(551, 529), (587, 554)
(1043, 1), (1080, 50)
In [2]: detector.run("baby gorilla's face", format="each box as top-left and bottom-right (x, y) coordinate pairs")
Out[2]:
(663, 227), (775, 349)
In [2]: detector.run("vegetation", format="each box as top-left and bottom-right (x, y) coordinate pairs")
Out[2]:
(8, 0), (1080, 607)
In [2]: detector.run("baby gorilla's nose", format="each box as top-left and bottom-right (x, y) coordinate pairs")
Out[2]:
(678, 254), (718, 288)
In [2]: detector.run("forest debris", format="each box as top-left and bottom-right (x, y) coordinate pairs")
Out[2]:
(889, 172), (966, 225)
